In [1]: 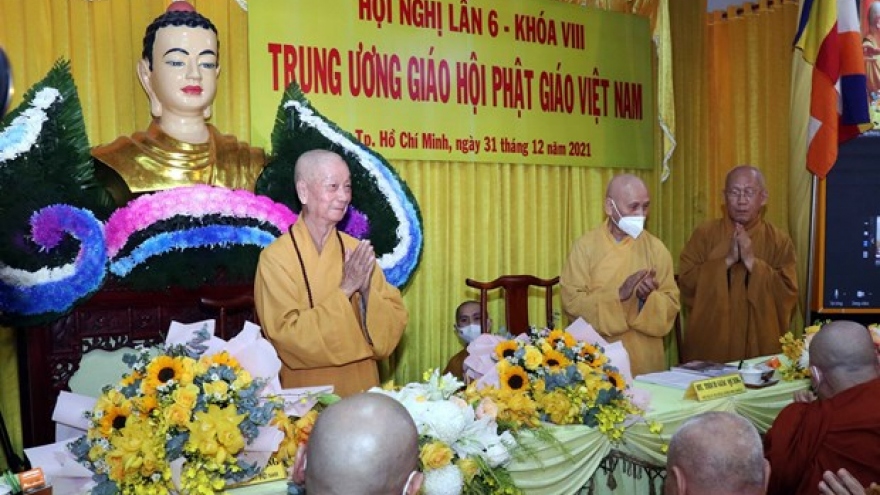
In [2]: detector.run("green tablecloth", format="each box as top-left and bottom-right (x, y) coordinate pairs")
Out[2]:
(507, 375), (810, 494)
(226, 374), (808, 495)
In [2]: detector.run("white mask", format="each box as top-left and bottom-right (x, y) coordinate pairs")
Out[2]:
(611, 200), (646, 239)
(456, 323), (483, 344)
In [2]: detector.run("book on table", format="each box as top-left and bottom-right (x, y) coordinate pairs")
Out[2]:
(671, 360), (740, 378)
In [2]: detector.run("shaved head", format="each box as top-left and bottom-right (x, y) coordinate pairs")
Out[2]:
(606, 174), (647, 200)
(306, 393), (420, 495)
(666, 412), (769, 495)
(809, 321), (880, 398)
(294, 149), (346, 184)
(603, 174), (650, 240)
(724, 165), (766, 191)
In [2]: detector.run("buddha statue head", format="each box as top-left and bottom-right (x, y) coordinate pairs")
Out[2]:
(138, 1), (220, 143)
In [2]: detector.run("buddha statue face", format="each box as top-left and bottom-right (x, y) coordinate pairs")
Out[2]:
(138, 25), (220, 122)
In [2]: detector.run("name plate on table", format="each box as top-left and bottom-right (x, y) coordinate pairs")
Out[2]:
(684, 374), (746, 401)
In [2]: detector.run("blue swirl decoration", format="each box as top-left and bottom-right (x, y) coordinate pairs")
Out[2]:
(0, 205), (106, 316)
(109, 225), (278, 278)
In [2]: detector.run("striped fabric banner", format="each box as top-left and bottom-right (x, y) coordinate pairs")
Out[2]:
(794, 0), (872, 179)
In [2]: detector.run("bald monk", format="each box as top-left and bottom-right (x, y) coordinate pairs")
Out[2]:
(93, 1), (265, 205)
(679, 165), (798, 362)
(765, 321), (880, 495)
(560, 174), (680, 376)
(254, 150), (407, 396)
(443, 300), (491, 381)
(293, 392), (423, 495)
(666, 411), (770, 495)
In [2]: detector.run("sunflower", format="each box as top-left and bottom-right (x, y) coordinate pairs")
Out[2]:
(494, 340), (519, 361)
(97, 403), (132, 436)
(542, 349), (571, 370)
(144, 355), (186, 392)
(499, 365), (529, 391)
(580, 344), (608, 368)
(547, 329), (575, 349)
(605, 370), (627, 391)
(204, 351), (241, 369)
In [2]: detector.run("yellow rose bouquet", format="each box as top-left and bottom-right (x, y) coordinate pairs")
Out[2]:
(68, 323), (285, 495)
(464, 327), (650, 443)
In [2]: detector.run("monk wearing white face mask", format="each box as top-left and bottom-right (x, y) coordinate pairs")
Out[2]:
(560, 174), (680, 376)
(443, 300), (493, 381)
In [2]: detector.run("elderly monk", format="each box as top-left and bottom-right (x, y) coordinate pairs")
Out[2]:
(765, 321), (880, 495)
(666, 411), (770, 495)
(679, 165), (797, 363)
(93, 1), (265, 205)
(293, 393), (422, 495)
(254, 150), (407, 396)
(560, 174), (680, 376)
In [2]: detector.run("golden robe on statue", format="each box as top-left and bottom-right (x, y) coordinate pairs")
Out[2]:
(92, 121), (265, 205)
(560, 221), (680, 376)
(679, 218), (798, 363)
(254, 219), (408, 397)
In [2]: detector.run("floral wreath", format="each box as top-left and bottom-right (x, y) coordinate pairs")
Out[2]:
(0, 63), (424, 326)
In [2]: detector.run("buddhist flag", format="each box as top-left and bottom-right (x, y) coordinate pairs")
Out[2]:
(794, 0), (872, 179)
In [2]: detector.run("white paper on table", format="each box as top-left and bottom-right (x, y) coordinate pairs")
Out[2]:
(277, 385), (334, 417)
(635, 370), (703, 390)
(224, 321), (283, 393)
(24, 440), (96, 495)
(53, 391), (95, 430)
(250, 426), (285, 452)
(166, 319), (227, 356)
(565, 318), (634, 383)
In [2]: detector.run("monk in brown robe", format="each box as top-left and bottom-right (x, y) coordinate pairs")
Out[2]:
(679, 165), (798, 363)
(92, 2), (265, 206)
(560, 174), (680, 376)
(254, 150), (408, 396)
(765, 321), (880, 495)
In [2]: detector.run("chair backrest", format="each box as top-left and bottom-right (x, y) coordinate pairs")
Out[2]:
(466, 275), (560, 335)
(199, 291), (258, 340)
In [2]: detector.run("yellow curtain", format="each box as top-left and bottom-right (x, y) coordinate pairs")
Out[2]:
(704, 0), (804, 332)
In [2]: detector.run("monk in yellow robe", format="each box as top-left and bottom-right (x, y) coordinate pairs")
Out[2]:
(561, 174), (680, 376)
(92, 2), (264, 205)
(254, 150), (408, 396)
(679, 165), (798, 363)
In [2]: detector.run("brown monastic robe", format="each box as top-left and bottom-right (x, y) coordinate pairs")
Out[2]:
(679, 217), (798, 363)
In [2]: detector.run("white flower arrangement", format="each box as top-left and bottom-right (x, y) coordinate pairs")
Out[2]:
(0, 87), (60, 164)
(370, 370), (520, 495)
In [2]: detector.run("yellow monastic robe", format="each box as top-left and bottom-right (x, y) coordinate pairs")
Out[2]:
(679, 218), (798, 363)
(560, 220), (680, 376)
(254, 219), (408, 397)
(92, 121), (265, 205)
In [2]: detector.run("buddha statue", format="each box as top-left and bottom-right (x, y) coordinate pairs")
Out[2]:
(92, 1), (265, 206)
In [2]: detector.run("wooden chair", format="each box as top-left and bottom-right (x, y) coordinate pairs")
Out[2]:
(200, 291), (258, 340)
(466, 275), (560, 335)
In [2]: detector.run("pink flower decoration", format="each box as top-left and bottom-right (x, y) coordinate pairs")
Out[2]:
(104, 186), (297, 257)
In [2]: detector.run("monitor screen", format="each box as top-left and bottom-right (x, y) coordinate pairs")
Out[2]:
(814, 135), (880, 312)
